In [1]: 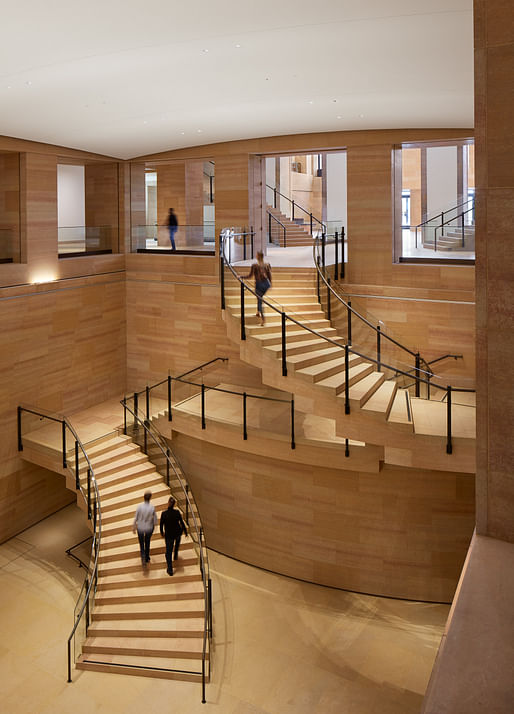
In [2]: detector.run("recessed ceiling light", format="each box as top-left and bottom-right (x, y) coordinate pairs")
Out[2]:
(143, 120), (148, 125)
(202, 48), (209, 53)
(332, 99), (337, 103)
(359, 113), (365, 119)
(235, 44), (241, 48)
(7, 85), (12, 90)
(336, 115), (343, 120)
(265, 77), (271, 81)
(197, 129), (203, 133)
(25, 80), (32, 86)
(308, 100), (313, 105)
(180, 131), (185, 135)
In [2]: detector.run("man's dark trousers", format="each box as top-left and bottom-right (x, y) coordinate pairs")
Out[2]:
(165, 534), (181, 573)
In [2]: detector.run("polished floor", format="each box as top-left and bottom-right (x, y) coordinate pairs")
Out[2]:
(0, 504), (449, 714)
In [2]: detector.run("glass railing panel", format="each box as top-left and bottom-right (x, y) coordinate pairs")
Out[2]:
(131, 224), (216, 253)
(58, 225), (115, 256)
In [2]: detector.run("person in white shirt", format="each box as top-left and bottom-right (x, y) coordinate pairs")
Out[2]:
(132, 491), (157, 568)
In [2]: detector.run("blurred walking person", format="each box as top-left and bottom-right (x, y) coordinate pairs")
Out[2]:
(133, 491), (157, 569)
(160, 497), (187, 576)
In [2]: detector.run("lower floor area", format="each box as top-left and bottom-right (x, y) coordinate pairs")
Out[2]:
(0, 504), (448, 714)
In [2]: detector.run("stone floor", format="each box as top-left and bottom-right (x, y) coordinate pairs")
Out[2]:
(0, 504), (449, 714)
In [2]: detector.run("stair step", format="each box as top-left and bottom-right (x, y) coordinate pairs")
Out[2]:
(387, 389), (414, 429)
(95, 582), (203, 606)
(97, 566), (201, 590)
(82, 636), (206, 660)
(265, 336), (344, 357)
(92, 599), (205, 620)
(94, 462), (157, 488)
(87, 618), (204, 638)
(76, 654), (205, 682)
(100, 485), (171, 513)
(346, 372), (386, 407)
(295, 353), (362, 382)
(287, 346), (347, 370)
(252, 326), (337, 347)
(361, 380), (397, 418)
(316, 362), (374, 395)
(99, 473), (163, 502)
(94, 453), (149, 478)
(99, 538), (194, 563)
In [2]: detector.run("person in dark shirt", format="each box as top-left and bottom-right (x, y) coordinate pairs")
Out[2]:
(160, 497), (187, 575)
(243, 251), (272, 325)
(167, 207), (178, 250)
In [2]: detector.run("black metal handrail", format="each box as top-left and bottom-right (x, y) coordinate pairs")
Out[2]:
(133, 357), (229, 411)
(433, 206), (475, 251)
(167, 375), (296, 450)
(267, 211), (287, 247)
(220, 233), (475, 454)
(266, 184), (326, 234)
(415, 198), (475, 248)
(17, 405), (102, 684)
(120, 399), (212, 702)
(66, 535), (94, 571)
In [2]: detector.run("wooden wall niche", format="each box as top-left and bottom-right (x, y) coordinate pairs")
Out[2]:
(0, 151), (20, 263)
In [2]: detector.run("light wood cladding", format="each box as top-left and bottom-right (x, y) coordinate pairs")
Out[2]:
(85, 162), (120, 252)
(185, 160), (204, 245)
(0, 273), (126, 543)
(0, 152), (20, 259)
(172, 434), (474, 602)
(126, 257), (263, 392)
(475, 0), (514, 542)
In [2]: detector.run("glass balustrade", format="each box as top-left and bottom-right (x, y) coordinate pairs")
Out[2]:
(131, 222), (216, 253)
(58, 225), (116, 257)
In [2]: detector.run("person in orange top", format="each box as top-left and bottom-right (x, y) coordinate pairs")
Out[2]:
(243, 251), (272, 325)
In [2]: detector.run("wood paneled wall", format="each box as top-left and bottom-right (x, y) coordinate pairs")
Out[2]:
(156, 162), (185, 245)
(172, 434), (475, 603)
(85, 162), (119, 251)
(126, 255), (263, 392)
(0, 152), (20, 245)
(475, 0), (514, 542)
(0, 273), (126, 543)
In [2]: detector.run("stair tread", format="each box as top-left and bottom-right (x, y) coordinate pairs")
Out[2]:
(77, 653), (206, 677)
(346, 372), (386, 404)
(88, 619), (204, 636)
(96, 581), (204, 602)
(316, 362), (372, 388)
(388, 389), (413, 425)
(84, 636), (204, 652)
(361, 380), (397, 415)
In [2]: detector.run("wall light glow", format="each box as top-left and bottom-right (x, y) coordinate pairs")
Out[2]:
(30, 271), (58, 285)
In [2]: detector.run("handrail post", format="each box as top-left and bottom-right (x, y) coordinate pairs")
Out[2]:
(240, 281), (246, 341)
(145, 385), (150, 421)
(415, 353), (421, 397)
(322, 233), (326, 270)
(17, 406), (23, 452)
(281, 312), (287, 377)
(67, 640), (72, 683)
(347, 300), (352, 345)
(377, 325), (381, 372)
(87, 468), (91, 519)
(290, 399), (296, 449)
(341, 226), (346, 280)
(273, 187), (277, 209)
(283, 222), (286, 248)
(327, 278), (331, 320)
(123, 397), (127, 434)
(446, 386), (453, 454)
(166, 448), (170, 486)
(143, 423), (147, 454)
(133, 392), (138, 428)
(243, 392), (248, 440)
(62, 421), (67, 469)
(220, 246), (225, 310)
(310, 213), (313, 235)
(344, 345), (350, 414)
(185, 485), (189, 525)
(251, 227), (254, 258)
(292, 199), (295, 221)
(168, 375), (172, 421)
(334, 230), (339, 281)
(316, 256), (321, 303)
(268, 212), (272, 244)
(75, 440), (80, 490)
(201, 384), (206, 429)
(85, 576), (90, 630)
(243, 228), (247, 261)
(345, 438), (350, 457)
(208, 576), (213, 636)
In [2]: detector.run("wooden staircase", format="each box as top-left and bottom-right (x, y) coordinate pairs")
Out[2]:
(267, 206), (314, 246)
(223, 267), (476, 471)
(72, 433), (209, 683)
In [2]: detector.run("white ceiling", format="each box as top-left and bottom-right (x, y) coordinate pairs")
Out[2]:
(0, 1), (474, 159)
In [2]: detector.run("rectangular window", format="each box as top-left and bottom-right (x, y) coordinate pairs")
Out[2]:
(394, 140), (474, 264)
